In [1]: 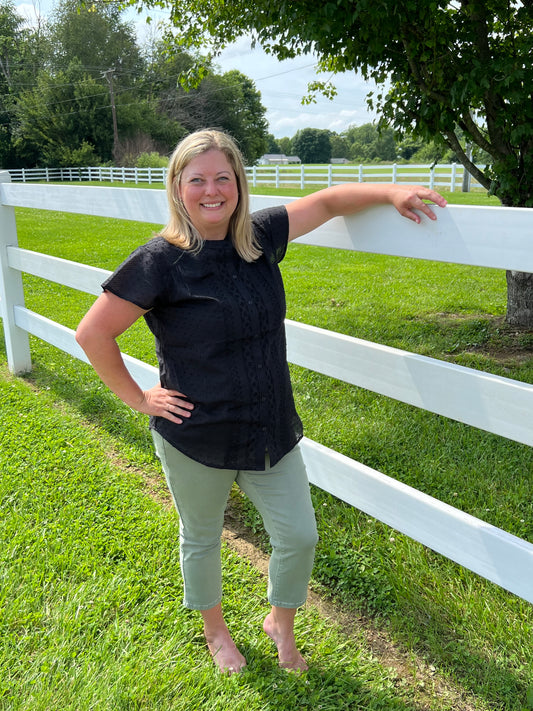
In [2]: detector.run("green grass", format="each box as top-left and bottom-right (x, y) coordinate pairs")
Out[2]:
(2, 360), (432, 711)
(1, 188), (532, 709)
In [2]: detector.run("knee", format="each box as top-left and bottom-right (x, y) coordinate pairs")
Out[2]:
(277, 518), (319, 554)
(299, 525), (319, 553)
(180, 521), (224, 558)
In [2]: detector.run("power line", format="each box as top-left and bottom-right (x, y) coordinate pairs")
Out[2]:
(0, 35), (362, 131)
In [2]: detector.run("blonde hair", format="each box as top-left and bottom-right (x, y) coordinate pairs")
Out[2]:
(158, 129), (261, 262)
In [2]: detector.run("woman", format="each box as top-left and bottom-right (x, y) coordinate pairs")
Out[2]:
(76, 129), (446, 674)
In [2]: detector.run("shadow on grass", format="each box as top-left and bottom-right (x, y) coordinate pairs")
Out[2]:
(390, 583), (533, 711)
(21, 342), (156, 458)
(235, 662), (413, 711)
(187, 633), (437, 711)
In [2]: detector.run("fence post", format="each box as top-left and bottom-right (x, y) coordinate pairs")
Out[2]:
(300, 164), (305, 190)
(0, 171), (32, 374)
(430, 165), (436, 190)
(392, 163), (398, 183)
(450, 163), (457, 193)
(358, 165), (363, 183)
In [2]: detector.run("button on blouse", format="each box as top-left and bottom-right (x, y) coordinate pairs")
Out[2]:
(101, 205), (303, 470)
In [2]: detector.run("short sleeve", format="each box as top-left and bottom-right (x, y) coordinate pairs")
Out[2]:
(101, 238), (171, 310)
(251, 206), (289, 264)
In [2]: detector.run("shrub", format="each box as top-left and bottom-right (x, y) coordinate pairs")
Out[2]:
(135, 151), (169, 169)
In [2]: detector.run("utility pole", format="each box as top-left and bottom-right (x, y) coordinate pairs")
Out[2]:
(102, 68), (119, 161)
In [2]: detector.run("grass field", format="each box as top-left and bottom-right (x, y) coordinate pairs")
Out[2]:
(1, 186), (532, 710)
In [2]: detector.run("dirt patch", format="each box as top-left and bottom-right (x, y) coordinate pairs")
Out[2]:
(427, 313), (533, 367)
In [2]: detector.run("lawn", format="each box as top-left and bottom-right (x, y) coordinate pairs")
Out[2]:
(1, 185), (532, 710)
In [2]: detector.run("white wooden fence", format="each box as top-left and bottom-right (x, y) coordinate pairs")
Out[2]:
(7, 162), (485, 192)
(1, 171), (532, 604)
(246, 162), (485, 192)
(7, 165), (168, 185)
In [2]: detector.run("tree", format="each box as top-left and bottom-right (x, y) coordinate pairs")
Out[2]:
(0, 0), (23, 166)
(292, 128), (331, 163)
(47, 0), (148, 161)
(147, 47), (268, 163)
(0, 0), (22, 89)
(10, 1), (268, 168)
(216, 70), (269, 164)
(0, 0), (51, 167)
(13, 63), (113, 165)
(396, 136), (428, 162)
(266, 133), (280, 153)
(329, 133), (350, 160)
(8, 1), (153, 165)
(48, 0), (144, 84)
(344, 123), (397, 162)
(134, 0), (533, 325)
(278, 137), (292, 155)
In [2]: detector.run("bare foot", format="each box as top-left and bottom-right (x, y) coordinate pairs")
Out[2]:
(263, 611), (308, 672)
(204, 627), (247, 675)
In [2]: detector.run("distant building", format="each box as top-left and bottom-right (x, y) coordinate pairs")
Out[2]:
(258, 154), (301, 165)
(330, 158), (350, 164)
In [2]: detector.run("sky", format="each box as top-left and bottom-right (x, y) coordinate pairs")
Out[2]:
(15, 0), (381, 139)
(215, 37), (379, 139)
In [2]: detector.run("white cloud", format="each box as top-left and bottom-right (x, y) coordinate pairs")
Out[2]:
(15, 1), (42, 25)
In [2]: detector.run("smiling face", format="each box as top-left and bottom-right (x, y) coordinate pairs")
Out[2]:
(178, 149), (240, 241)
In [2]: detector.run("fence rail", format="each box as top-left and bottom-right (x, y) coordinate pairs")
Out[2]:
(7, 162), (486, 192)
(1, 173), (532, 605)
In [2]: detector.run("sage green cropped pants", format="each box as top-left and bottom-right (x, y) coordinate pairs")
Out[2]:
(152, 431), (318, 610)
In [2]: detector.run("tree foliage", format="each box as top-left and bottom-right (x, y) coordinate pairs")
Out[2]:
(0, 0), (51, 166)
(292, 128), (331, 163)
(14, 63), (112, 166)
(48, 0), (144, 83)
(344, 124), (396, 162)
(142, 0), (532, 209)
(0, 0), (22, 165)
(0, 0), (269, 166)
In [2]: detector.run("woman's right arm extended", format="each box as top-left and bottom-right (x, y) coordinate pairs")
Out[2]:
(75, 291), (193, 424)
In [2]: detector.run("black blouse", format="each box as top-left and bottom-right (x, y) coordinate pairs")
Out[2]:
(101, 205), (303, 470)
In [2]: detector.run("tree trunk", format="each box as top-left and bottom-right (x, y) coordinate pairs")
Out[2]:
(505, 271), (533, 327)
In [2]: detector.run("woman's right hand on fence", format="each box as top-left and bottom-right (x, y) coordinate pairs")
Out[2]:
(137, 383), (194, 424)
(389, 185), (447, 224)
